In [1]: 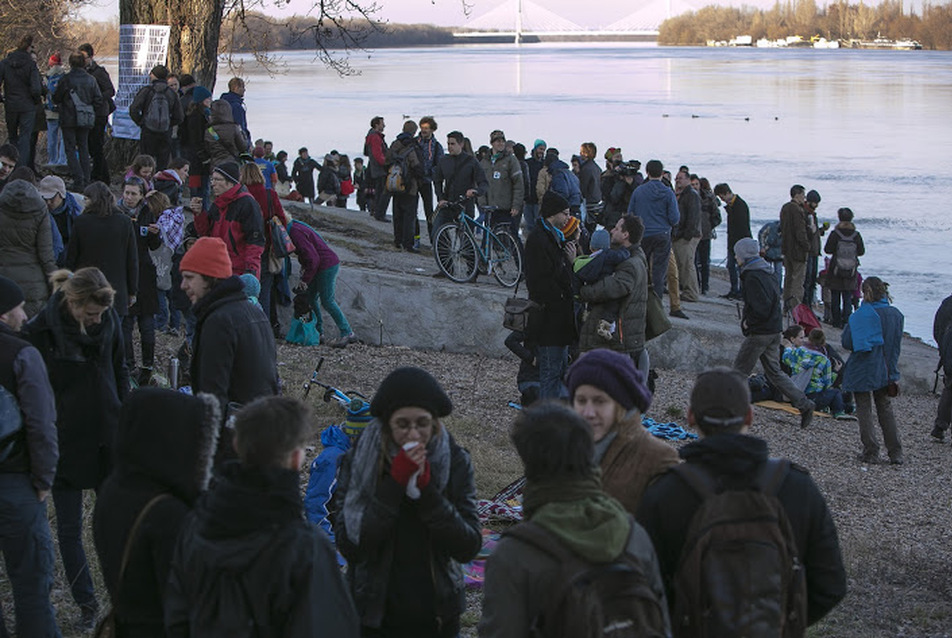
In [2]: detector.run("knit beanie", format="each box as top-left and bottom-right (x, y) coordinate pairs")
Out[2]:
(533, 138), (546, 150)
(540, 191), (569, 219)
(734, 237), (761, 263)
(0, 276), (24, 316)
(371, 367), (453, 424)
(239, 273), (260, 300)
(48, 53), (61, 66)
(561, 215), (580, 238)
(191, 86), (212, 104)
(180, 237), (233, 279)
(565, 349), (652, 413)
(344, 399), (373, 438)
(589, 228), (611, 252)
(213, 162), (241, 184)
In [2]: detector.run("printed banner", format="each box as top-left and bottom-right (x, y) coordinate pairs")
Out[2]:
(113, 24), (171, 140)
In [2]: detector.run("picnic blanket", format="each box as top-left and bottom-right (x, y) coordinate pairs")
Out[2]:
(754, 399), (833, 417)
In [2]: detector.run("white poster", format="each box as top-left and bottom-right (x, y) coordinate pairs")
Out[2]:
(113, 24), (171, 140)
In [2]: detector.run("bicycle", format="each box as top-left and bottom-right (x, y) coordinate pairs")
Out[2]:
(303, 358), (371, 436)
(432, 197), (523, 287)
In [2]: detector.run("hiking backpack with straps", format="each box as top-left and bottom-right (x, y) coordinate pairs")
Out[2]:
(831, 229), (858, 279)
(385, 147), (413, 194)
(671, 459), (808, 638)
(143, 86), (171, 133)
(504, 519), (668, 638)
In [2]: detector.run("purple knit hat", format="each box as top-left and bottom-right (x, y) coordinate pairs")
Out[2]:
(565, 349), (652, 413)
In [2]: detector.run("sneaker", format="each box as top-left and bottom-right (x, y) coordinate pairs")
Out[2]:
(596, 319), (614, 341)
(930, 425), (946, 442)
(331, 333), (357, 348)
(799, 402), (815, 429)
(669, 309), (689, 319)
(834, 412), (858, 421)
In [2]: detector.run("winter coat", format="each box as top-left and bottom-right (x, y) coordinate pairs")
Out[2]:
(332, 433), (481, 636)
(637, 433), (847, 626)
(129, 79), (183, 133)
(840, 302), (904, 393)
(182, 106), (210, 176)
(780, 200), (810, 262)
(65, 211), (139, 316)
(934, 295), (952, 375)
(93, 389), (220, 638)
(0, 49), (42, 113)
(628, 179), (679, 238)
(154, 169), (184, 206)
(166, 462), (360, 638)
(433, 152), (487, 204)
(116, 201), (162, 316)
(23, 293), (128, 490)
(288, 221), (339, 285)
(204, 100), (247, 166)
(525, 222), (577, 347)
(478, 152), (524, 212)
(52, 67), (103, 129)
(823, 222), (865, 291)
(244, 182), (285, 257)
(578, 245), (649, 355)
(545, 160), (581, 209)
(364, 129), (388, 179)
(194, 184), (265, 278)
(317, 163), (342, 197)
(740, 266), (783, 335)
(525, 155), (544, 205)
(0, 180), (56, 316)
(417, 135), (444, 182)
(86, 60), (116, 117)
(577, 157), (602, 206)
(43, 64), (66, 118)
(49, 192), (82, 257)
(673, 186), (702, 241)
(388, 132), (425, 197)
(600, 413), (680, 515)
(699, 188), (721, 240)
(600, 171), (636, 230)
(304, 425), (351, 543)
(190, 276), (278, 412)
(724, 193), (752, 246)
(291, 157), (319, 199)
(219, 90), (250, 142)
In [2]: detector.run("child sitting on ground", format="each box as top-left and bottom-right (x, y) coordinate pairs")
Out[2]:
(783, 328), (856, 420)
(573, 228), (630, 341)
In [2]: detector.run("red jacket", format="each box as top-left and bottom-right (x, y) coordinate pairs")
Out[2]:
(194, 184), (265, 277)
(245, 182), (286, 255)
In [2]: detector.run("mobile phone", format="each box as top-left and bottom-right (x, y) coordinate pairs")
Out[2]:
(140, 226), (149, 237)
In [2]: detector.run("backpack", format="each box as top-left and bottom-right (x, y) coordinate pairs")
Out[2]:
(70, 89), (96, 129)
(143, 86), (171, 133)
(385, 147), (412, 194)
(0, 384), (23, 463)
(505, 519), (668, 638)
(758, 221), (783, 262)
(671, 459), (808, 638)
(831, 229), (858, 279)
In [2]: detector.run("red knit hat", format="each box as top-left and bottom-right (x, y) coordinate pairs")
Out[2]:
(180, 237), (232, 279)
(48, 53), (61, 66)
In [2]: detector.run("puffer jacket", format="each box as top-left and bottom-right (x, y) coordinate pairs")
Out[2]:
(478, 152), (524, 212)
(0, 49), (42, 112)
(0, 180), (56, 316)
(205, 100), (247, 167)
(52, 67), (103, 129)
(578, 245), (649, 355)
(194, 184), (265, 278)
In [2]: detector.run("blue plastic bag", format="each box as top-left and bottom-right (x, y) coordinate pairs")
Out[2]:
(285, 313), (320, 346)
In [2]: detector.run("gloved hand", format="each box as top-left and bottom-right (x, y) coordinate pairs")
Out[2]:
(390, 448), (420, 486)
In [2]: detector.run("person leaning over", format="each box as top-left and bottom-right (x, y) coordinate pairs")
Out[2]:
(165, 396), (359, 637)
(636, 367), (847, 634)
(0, 276), (60, 637)
(479, 401), (671, 638)
(332, 367), (481, 638)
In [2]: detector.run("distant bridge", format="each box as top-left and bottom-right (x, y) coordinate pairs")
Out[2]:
(453, 0), (701, 41)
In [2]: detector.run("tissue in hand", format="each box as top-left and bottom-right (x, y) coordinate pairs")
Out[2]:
(403, 441), (423, 499)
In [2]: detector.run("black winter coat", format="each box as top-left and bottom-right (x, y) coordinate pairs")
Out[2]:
(166, 462), (360, 638)
(637, 433), (847, 627)
(182, 107), (210, 176)
(129, 80), (184, 132)
(934, 294), (952, 375)
(23, 294), (128, 490)
(119, 203), (162, 316)
(190, 276), (278, 412)
(87, 60), (115, 117)
(740, 266), (782, 335)
(433, 153), (488, 204)
(0, 49), (42, 112)
(52, 67), (103, 128)
(93, 389), (220, 638)
(332, 434), (481, 637)
(674, 186), (702, 240)
(524, 222), (577, 347)
(66, 212), (139, 316)
(726, 194), (752, 246)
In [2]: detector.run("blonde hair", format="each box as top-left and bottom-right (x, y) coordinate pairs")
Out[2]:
(240, 162), (264, 186)
(145, 191), (171, 216)
(50, 268), (116, 310)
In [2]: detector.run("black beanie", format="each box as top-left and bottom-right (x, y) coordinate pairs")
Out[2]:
(371, 367), (453, 424)
(214, 162), (241, 184)
(540, 191), (569, 219)
(0, 276), (24, 316)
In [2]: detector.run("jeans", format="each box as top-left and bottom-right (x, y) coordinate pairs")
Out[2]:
(61, 126), (91, 189)
(641, 233), (671, 298)
(803, 255), (818, 306)
(139, 129), (172, 170)
(46, 118), (66, 165)
(733, 332), (812, 411)
(155, 289), (181, 332)
(259, 269), (275, 323)
(523, 203), (540, 235)
(307, 264), (351, 338)
(89, 116), (109, 183)
(770, 260), (783, 291)
(808, 388), (845, 414)
(5, 109), (36, 167)
(0, 474), (61, 637)
(831, 289), (853, 327)
(855, 388), (902, 462)
(51, 488), (97, 612)
(123, 314), (156, 370)
(695, 238), (711, 293)
(537, 345), (569, 400)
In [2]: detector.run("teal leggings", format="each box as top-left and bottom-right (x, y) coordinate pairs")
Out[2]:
(307, 264), (351, 337)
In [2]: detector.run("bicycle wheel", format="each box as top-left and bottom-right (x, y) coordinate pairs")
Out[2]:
(434, 223), (479, 283)
(489, 230), (523, 288)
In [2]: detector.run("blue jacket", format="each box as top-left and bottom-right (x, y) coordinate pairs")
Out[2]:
(628, 179), (679, 238)
(304, 424), (352, 542)
(219, 90), (249, 143)
(840, 302), (903, 393)
(547, 160), (581, 208)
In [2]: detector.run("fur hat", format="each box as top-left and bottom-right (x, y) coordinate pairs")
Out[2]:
(213, 162), (240, 184)
(565, 349), (652, 413)
(0, 276), (24, 316)
(180, 237), (232, 279)
(734, 237), (761, 263)
(371, 367), (453, 424)
(540, 191), (569, 219)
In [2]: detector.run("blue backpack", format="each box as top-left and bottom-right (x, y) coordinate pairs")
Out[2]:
(45, 71), (64, 112)
(549, 167), (582, 208)
(758, 221), (783, 262)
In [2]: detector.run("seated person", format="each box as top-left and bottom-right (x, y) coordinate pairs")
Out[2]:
(573, 228), (630, 341)
(783, 329), (856, 420)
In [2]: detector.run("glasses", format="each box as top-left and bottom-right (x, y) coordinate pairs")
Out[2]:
(391, 416), (434, 433)
(209, 175), (227, 183)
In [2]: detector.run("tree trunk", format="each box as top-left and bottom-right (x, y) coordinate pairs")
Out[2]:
(119, 0), (225, 91)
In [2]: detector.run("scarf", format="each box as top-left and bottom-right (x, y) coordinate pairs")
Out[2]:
(41, 292), (109, 362)
(157, 207), (185, 252)
(740, 255), (774, 274)
(848, 299), (888, 352)
(523, 475), (631, 563)
(541, 217), (565, 243)
(342, 418), (452, 545)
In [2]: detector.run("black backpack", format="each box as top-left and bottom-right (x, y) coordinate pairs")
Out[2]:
(505, 519), (668, 638)
(143, 86), (171, 133)
(831, 229), (858, 279)
(671, 459), (808, 638)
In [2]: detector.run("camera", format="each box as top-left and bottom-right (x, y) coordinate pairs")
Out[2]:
(615, 161), (640, 177)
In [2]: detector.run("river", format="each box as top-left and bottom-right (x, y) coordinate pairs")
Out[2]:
(222, 43), (950, 344)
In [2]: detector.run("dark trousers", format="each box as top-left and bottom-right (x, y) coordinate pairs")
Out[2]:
(372, 175), (391, 220)
(808, 388), (846, 414)
(122, 313), (156, 370)
(51, 488), (97, 612)
(139, 129), (172, 170)
(803, 255), (818, 305)
(5, 109), (36, 167)
(89, 115), (110, 183)
(0, 474), (60, 637)
(727, 241), (741, 295)
(392, 193), (417, 250)
(641, 233), (671, 298)
(831, 289), (854, 328)
(61, 126), (91, 189)
(935, 375), (952, 431)
(695, 238), (712, 293)
(419, 180), (435, 238)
